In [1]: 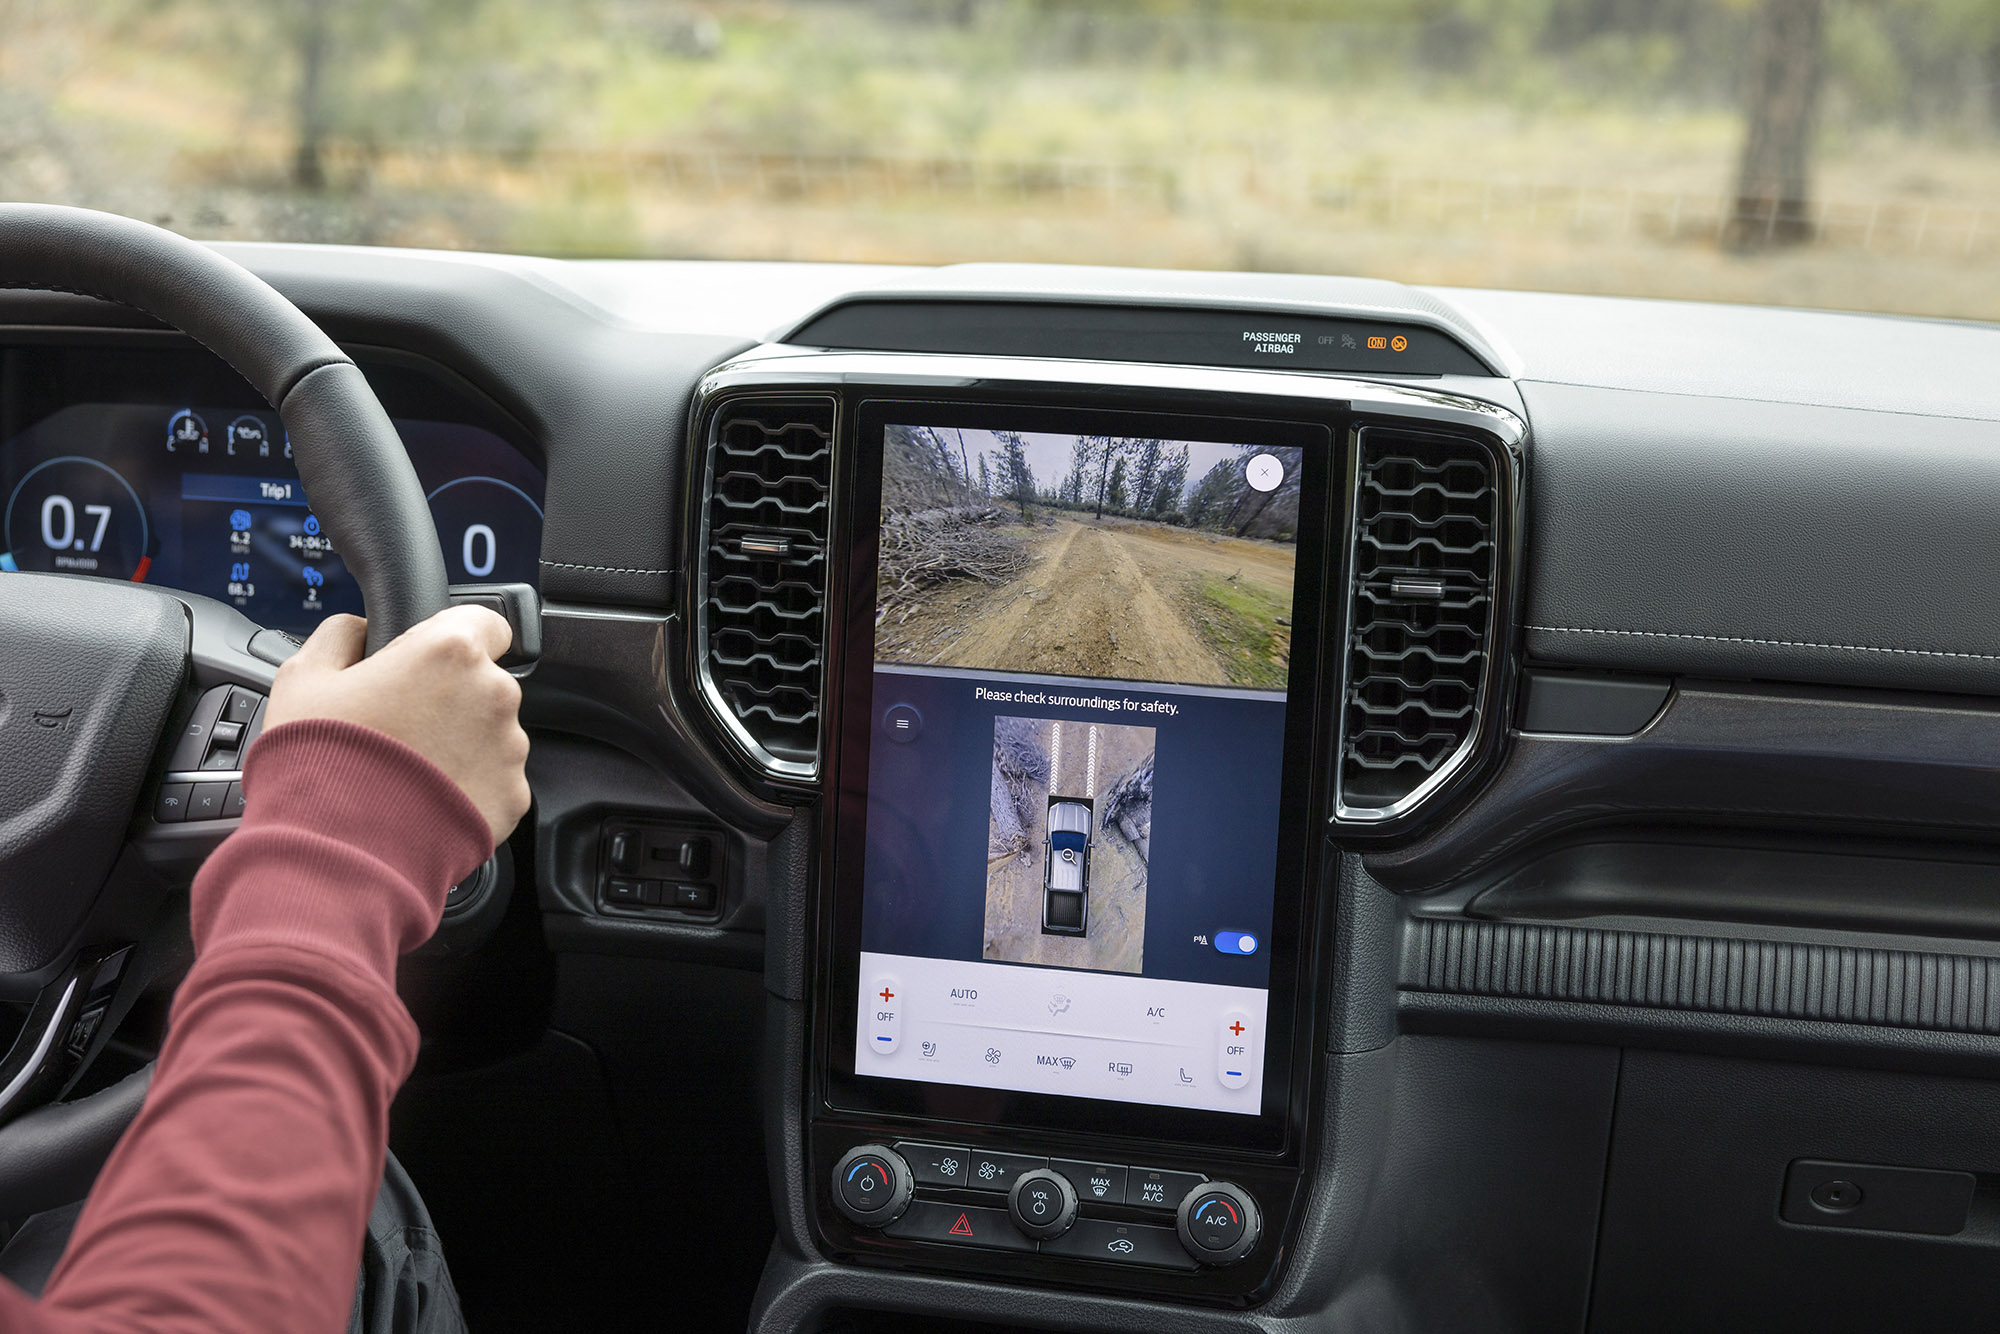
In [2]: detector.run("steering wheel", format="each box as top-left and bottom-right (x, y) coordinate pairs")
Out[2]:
(0, 204), (450, 1126)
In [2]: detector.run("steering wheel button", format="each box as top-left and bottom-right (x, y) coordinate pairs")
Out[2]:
(221, 689), (260, 726)
(153, 782), (192, 824)
(167, 685), (233, 770)
(222, 782), (247, 819)
(247, 630), (302, 668)
(188, 782), (231, 821)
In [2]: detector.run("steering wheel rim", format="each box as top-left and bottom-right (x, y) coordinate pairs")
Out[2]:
(0, 203), (449, 653)
(0, 205), (453, 1120)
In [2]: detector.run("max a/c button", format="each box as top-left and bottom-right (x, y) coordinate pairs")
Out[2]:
(884, 1202), (1034, 1253)
(1128, 1167), (1205, 1209)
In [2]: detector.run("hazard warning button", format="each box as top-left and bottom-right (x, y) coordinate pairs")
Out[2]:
(883, 1201), (1034, 1252)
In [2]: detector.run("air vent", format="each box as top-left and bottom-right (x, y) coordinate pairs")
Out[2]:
(698, 396), (836, 779)
(1337, 426), (1502, 820)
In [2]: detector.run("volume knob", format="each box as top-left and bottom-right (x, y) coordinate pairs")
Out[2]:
(1008, 1168), (1078, 1240)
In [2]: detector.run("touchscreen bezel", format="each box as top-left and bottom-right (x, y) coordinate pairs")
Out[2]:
(818, 391), (1341, 1156)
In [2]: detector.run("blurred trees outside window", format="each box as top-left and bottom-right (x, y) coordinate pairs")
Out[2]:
(0, 0), (1995, 317)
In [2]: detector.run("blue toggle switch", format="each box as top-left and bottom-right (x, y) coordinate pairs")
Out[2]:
(1213, 931), (1259, 955)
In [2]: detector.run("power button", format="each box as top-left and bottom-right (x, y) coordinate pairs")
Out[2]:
(831, 1144), (913, 1228)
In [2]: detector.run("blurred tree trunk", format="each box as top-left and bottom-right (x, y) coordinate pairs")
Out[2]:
(293, 0), (330, 190)
(1988, 39), (2000, 133)
(1726, 0), (1824, 250)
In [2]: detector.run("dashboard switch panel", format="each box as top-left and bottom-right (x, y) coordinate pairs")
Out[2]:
(595, 819), (725, 920)
(823, 1132), (1272, 1287)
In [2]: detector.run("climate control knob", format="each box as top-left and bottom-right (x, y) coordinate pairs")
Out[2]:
(1176, 1181), (1261, 1265)
(831, 1144), (913, 1228)
(1008, 1167), (1078, 1240)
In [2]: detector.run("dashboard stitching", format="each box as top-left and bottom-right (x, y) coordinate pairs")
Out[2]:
(539, 559), (674, 575)
(1526, 625), (2000, 663)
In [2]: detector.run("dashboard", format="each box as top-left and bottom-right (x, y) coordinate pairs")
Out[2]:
(0, 341), (544, 633)
(10, 243), (2000, 1333)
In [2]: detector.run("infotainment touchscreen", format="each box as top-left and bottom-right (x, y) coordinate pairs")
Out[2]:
(847, 409), (1316, 1120)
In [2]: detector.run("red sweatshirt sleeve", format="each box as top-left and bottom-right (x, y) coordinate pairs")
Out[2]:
(0, 719), (491, 1334)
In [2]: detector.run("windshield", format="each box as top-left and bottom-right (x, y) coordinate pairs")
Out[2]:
(5, 1), (1994, 319)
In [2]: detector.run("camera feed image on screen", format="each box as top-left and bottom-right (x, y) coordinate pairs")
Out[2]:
(856, 424), (1303, 1117)
(876, 427), (1299, 690)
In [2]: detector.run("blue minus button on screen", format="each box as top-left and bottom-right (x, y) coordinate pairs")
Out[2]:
(1213, 931), (1259, 956)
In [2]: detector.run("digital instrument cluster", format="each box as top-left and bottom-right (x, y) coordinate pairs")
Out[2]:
(1, 400), (544, 635)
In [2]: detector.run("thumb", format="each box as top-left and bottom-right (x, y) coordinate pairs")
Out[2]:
(285, 613), (368, 673)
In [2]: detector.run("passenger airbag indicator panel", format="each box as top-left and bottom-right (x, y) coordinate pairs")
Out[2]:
(790, 300), (1494, 376)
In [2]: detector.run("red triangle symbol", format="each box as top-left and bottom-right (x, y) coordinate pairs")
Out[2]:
(948, 1212), (975, 1237)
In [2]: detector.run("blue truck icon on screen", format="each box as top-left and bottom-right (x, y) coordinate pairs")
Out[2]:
(1041, 798), (1092, 937)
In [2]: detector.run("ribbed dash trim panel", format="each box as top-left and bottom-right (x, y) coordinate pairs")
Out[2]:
(1402, 919), (2000, 1036)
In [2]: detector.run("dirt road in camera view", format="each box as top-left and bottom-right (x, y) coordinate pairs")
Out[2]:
(875, 516), (1296, 690)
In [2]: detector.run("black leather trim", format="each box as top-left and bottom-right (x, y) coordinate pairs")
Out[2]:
(0, 576), (187, 975)
(282, 362), (449, 653)
(1522, 380), (2000, 695)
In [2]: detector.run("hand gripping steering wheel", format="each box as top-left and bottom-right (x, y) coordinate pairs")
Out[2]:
(0, 205), (450, 1126)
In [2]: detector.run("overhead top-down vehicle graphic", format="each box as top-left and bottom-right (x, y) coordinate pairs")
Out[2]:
(3, 3), (1998, 1332)
(1041, 798), (1093, 937)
